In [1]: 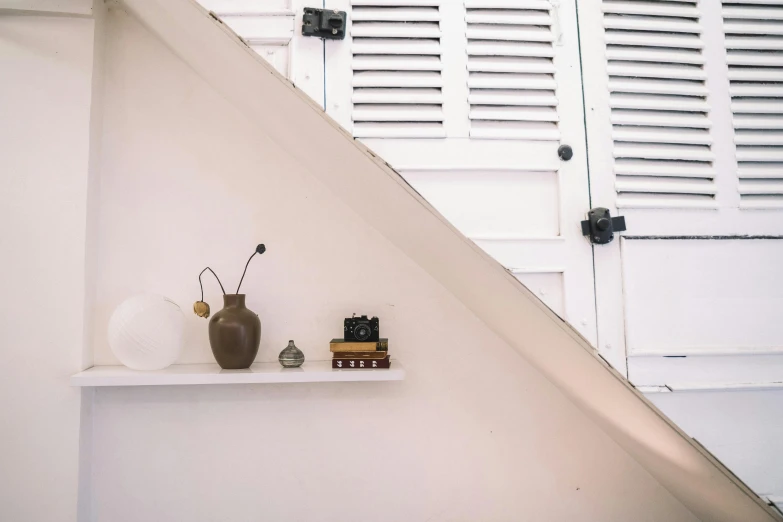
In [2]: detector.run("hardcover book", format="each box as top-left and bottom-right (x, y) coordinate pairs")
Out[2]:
(332, 356), (391, 369)
(330, 338), (389, 353)
(332, 351), (388, 359)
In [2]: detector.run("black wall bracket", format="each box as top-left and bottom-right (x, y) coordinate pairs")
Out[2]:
(581, 208), (626, 245)
(302, 8), (347, 40)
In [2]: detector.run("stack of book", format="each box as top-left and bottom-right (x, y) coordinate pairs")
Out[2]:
(331, 338), (390, 369)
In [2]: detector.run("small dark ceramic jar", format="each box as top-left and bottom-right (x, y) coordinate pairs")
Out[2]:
(278, 340), (305, 368)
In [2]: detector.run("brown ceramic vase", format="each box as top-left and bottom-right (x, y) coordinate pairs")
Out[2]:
(208, 294), (261, 369)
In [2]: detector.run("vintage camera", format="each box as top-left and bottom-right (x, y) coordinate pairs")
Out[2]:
(344, 315), (379, 342)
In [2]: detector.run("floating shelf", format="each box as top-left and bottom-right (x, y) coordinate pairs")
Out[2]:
(71, 360), (405, 387)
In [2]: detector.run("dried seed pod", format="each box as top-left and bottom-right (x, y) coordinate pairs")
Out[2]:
(193, 301), (210, 318)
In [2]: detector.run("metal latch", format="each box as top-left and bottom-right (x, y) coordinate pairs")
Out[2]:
(302, 8), (347, 40)
(581, 207), (626, 245)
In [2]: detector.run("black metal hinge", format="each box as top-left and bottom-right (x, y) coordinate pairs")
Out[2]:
(581, 208), (626, 245)
(302, 8), (347, 40)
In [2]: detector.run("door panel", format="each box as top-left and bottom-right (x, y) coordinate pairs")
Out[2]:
(402, 169), (560, 237)
(621, 238), (783, 355)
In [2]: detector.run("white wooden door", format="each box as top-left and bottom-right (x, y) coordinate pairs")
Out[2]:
(579, 0), (783, 501)
(321, 0), (602, 350)
(579, 0), (783, 382)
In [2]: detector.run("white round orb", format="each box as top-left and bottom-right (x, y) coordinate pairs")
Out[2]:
(108, 294), (185, 371)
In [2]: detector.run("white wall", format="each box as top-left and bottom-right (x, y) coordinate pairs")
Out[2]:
(83, 8), (702, 521)
(0, 13), (98, 522)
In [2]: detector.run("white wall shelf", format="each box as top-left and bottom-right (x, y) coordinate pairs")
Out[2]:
(71, 361), (405, 387)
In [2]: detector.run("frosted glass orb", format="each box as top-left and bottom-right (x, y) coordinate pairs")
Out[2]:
(108, 294), (185, 370)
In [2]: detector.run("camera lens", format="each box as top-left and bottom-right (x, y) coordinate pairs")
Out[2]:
(354, 324), (371, 341)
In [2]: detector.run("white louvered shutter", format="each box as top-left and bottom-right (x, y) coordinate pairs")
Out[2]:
(350, 1), (445, 138)
(602, 0), (716, 209)
(325, 0), (604, 356)
(466, 0), (560, 141)
(723, 1), (783, 209)
(583, 0), (783, 226)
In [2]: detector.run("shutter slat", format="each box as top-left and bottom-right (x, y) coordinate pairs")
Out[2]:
(728, 68), (783, 82)
(727, 51), (783, 67)
(466, 25), (553, 42)
(466, 41), (554, 57)
(470, 121), (560, 140)
(610, 93), (709, 112)
(616, 193), (718, 209)
(738, 163), (783, 178)
(738, 179), (783, 194)
(724, 20), (783, 35)
(352, 105), (444, 122)
(468, 73), (556, 90)
(725, 36), (783, 50)
(465, 10), (551, 25)
(353, 0), (441, 6)
(723, 6), (783, 20)
(469, 89), (558, 106)
(609, 78), (708, 97)
(605, 31), (703, 49)
(607, 47), (704, 66)
(468, 57), (556, 74)
(353, 55), (442, 71)
(741, 197), (783, 209)
(353, 71), (443, 88)
(352, 22), (441, 38)
(735, 131), (783, 146)
(353, 122), (446, 138)
(722, 1), (783, 5)
(611, 110), (711, 129)
(733, 115), (783, 129)
(465, 0), (551, 7)
(470, 106), (559, 122)
(603, 2), (700, 17)
(614, 143), (715, 162)
(352, 7), (440, 21)
(604, 16), (701, 34)
(353, 88), (443, 104)
(613, 127), (713, 146)
(736, 147), (783, 162)
(730, 85), (783, 98)
(607, 62), (706, 81)
(731, 98), (783, 114)
(615, 159), (714, 178)
(352, 39), (441, 55)
(615, 177), (717, 195)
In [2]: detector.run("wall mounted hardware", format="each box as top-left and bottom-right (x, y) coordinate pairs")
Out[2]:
(302, 8), (346, 40)
(581, 207), (626, 245)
